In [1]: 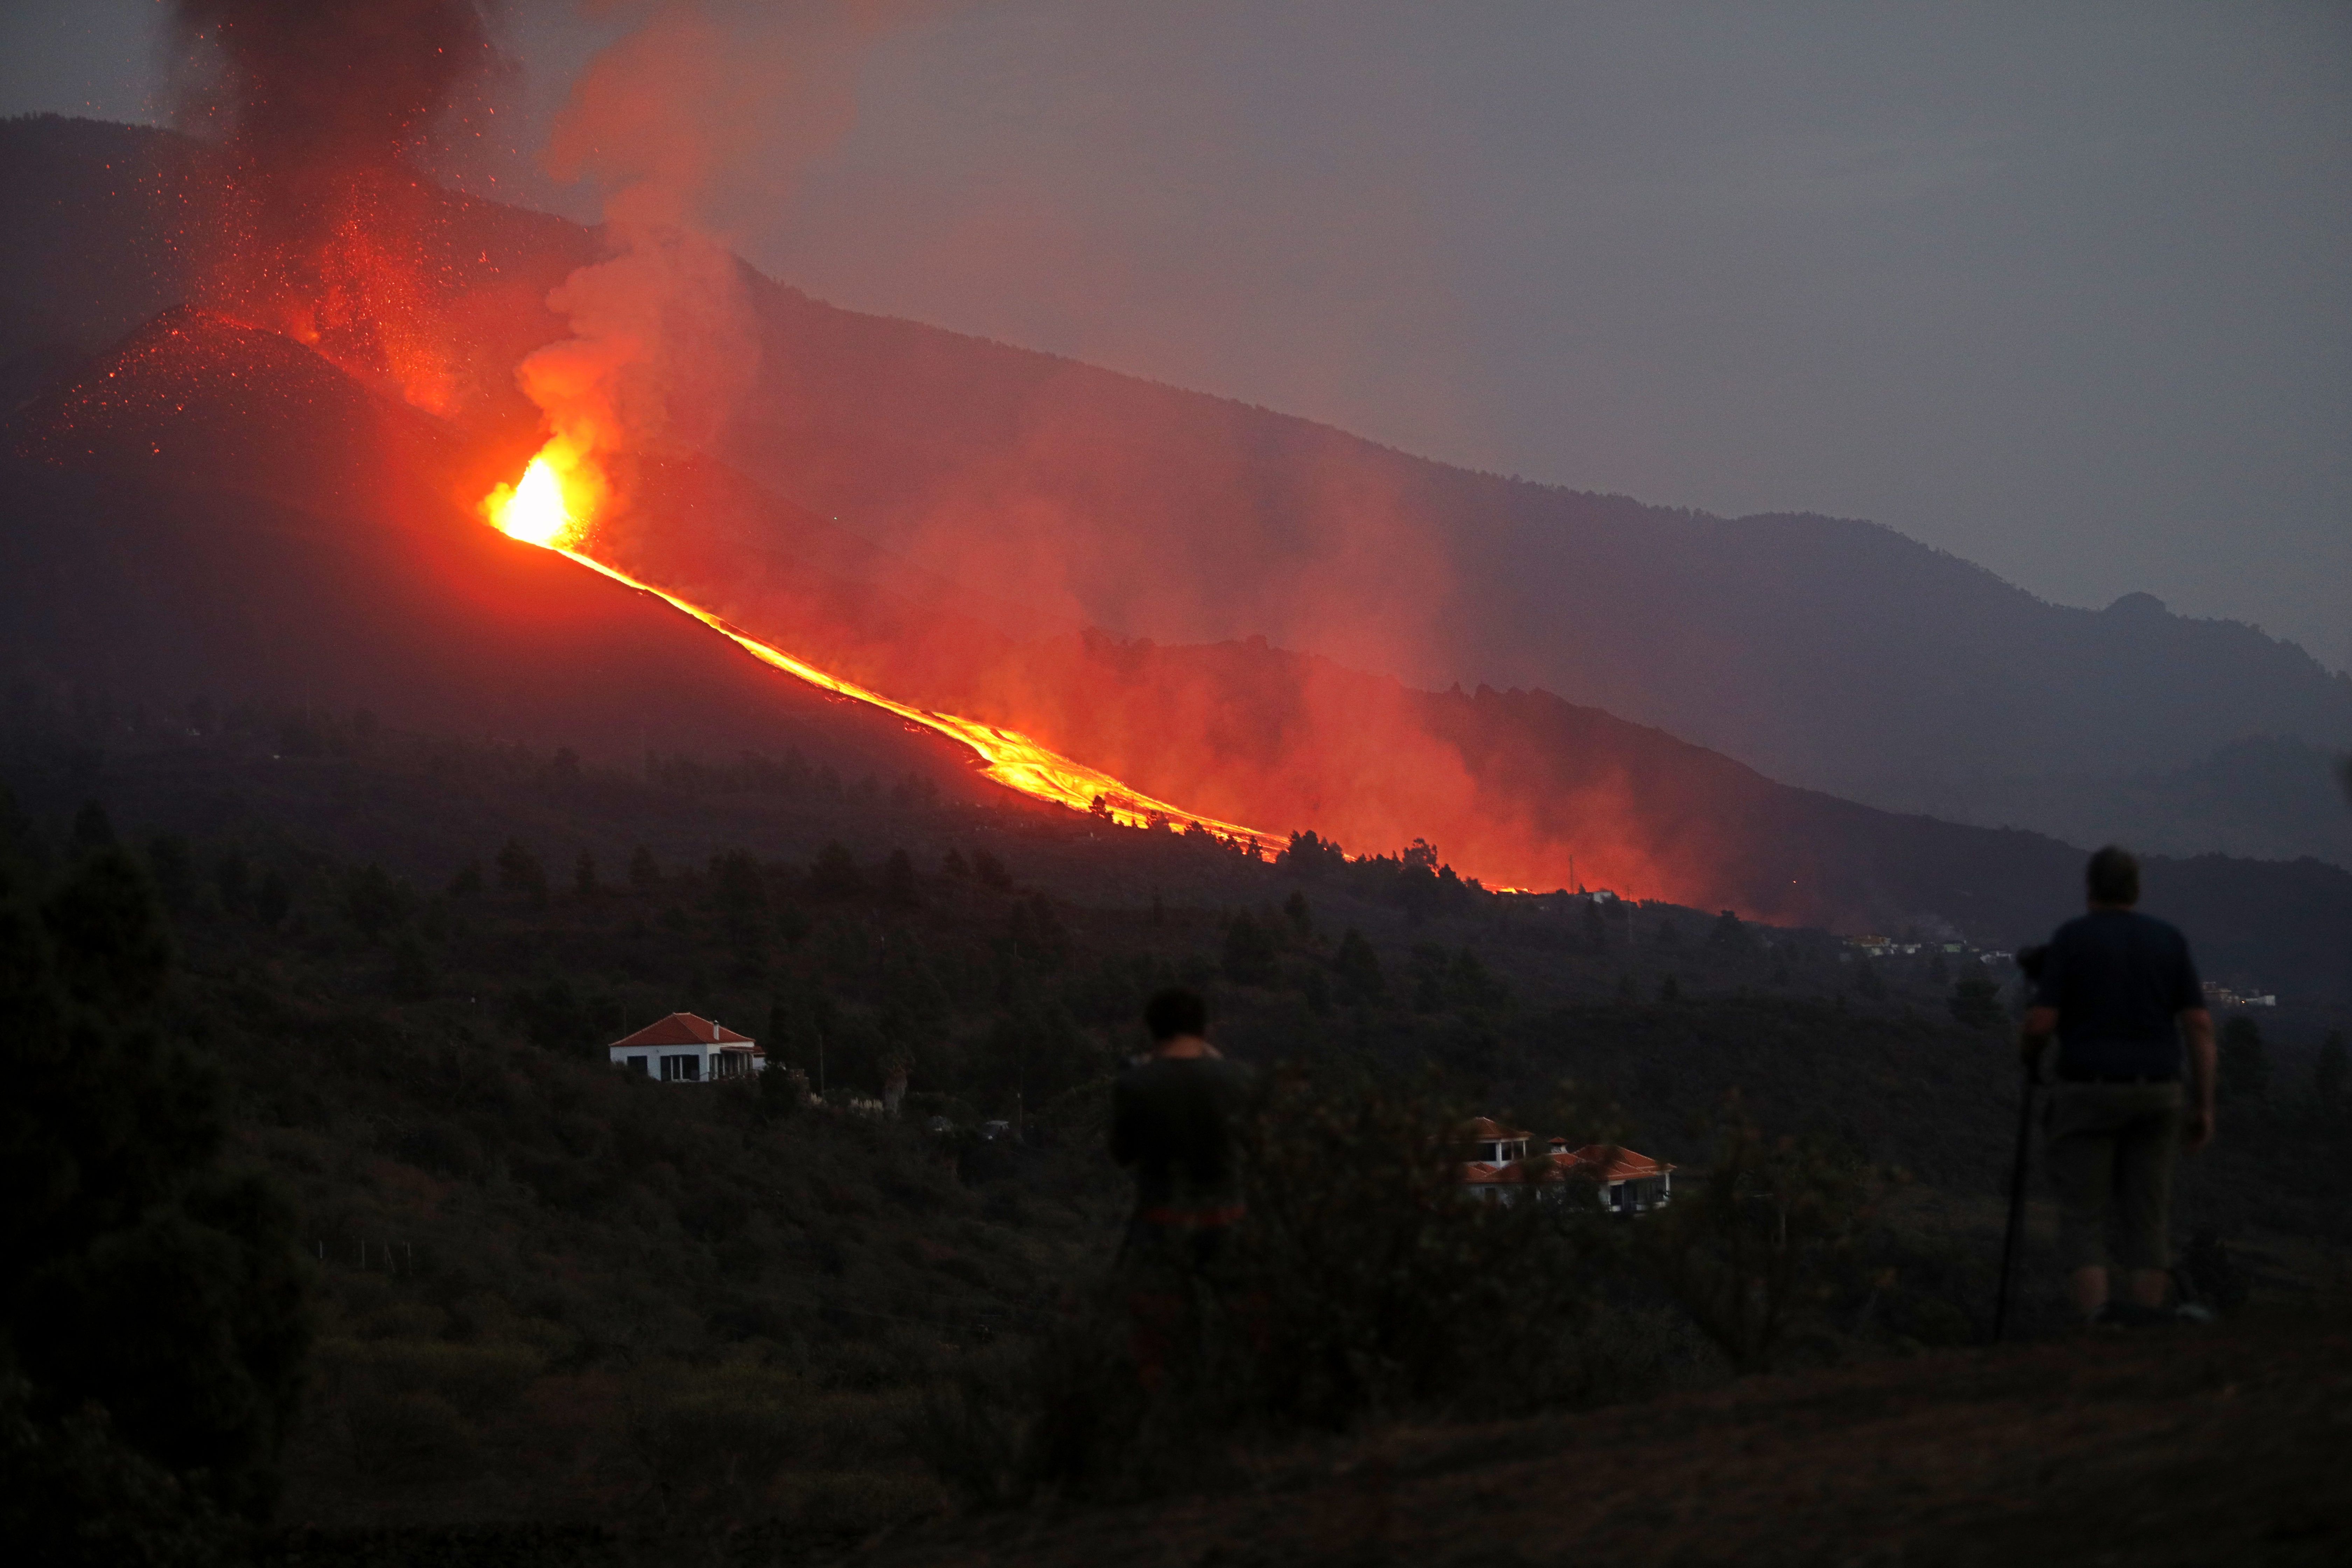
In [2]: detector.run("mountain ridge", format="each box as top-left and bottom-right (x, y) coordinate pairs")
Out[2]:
(3, 113), (2344, 870)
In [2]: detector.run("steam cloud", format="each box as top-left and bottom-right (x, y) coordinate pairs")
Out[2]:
(512, 2), (923, 532)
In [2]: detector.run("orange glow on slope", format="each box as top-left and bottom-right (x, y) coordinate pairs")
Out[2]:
(482, 443), (1283, 852)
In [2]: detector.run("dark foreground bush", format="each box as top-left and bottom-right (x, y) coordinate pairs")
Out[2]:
(1637, 1096), (1877, 1372)
(919, 1066), (1699, 1503)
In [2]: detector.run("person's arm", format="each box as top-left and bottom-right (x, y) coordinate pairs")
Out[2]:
(2179, 1007), (2216, 1151)
(2019, 1006), (2057, 1071)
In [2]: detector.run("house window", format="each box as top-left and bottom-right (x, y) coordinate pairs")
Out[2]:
(662, 1054), (701, 1082)
(627, 1055), (649, 1076)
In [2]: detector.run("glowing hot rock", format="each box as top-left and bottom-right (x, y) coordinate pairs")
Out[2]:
(482, 453), (578, 547)
(479, 443), (1283, 850)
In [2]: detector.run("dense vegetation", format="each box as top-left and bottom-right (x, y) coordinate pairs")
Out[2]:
(2, 696), (2345, 1563)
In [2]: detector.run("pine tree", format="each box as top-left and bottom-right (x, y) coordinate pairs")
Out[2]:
(495, 838), (547, 906)
(882, 848), (920, 909)
(0, 844), (308, 1551)
(2315, 1029), (2346, 1108)
(1223, 912), (1279, 986)
(1334, 928), (1385, 1002)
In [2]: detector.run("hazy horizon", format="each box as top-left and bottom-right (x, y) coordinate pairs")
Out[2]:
(5, 0), (2346, 673)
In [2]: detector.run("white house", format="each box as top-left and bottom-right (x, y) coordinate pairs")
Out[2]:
(609, 1012), (761, 1082)
(1463, 1116), (1532, 1166)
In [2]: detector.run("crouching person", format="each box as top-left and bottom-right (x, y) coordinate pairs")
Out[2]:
(2022, 845), (2217, 1326)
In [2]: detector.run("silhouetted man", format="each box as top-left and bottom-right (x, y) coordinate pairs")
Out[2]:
(1112, 987), (1248, 1266)
(2022, 845), (2216, 1325)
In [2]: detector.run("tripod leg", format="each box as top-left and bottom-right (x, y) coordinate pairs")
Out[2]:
(1993, 1073), (2035, 1344)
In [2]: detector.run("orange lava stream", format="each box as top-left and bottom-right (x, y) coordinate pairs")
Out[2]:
(482, 453), (1283, 854)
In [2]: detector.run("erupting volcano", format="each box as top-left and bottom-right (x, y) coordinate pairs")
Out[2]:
(482, 441), (1284, 852)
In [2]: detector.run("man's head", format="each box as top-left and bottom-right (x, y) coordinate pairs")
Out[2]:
(1144, 986), (1208, 1045)
(2087, 845), (2140, 908)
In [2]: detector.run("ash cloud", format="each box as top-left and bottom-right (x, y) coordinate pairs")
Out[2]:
(168, 0), (503, 404)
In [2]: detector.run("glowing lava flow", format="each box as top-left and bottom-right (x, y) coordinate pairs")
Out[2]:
(481, 450), (1284, 853)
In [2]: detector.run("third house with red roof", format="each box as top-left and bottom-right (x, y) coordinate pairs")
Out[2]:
(1458, 1116), (1674, 1213)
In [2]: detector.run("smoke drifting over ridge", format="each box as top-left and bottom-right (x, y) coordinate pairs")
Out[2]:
(146, 1), (1747, 907)
(495, 2), (928, 543)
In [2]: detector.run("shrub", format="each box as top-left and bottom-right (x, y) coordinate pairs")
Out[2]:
(2219, 1017), (2268, 1102)
(942, 1067), (1629, 1502)
(1949, 974), (2002, 1030)
(1639, 1096), (1874, 1372)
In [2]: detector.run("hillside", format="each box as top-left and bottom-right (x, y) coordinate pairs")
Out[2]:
(0, 311), (986, 791)
(7, 307), (2350, 1002)
(856, 1318), (2352, 1568)
(4, 115), (2345, 867)
(4, 695), (2347, 1564)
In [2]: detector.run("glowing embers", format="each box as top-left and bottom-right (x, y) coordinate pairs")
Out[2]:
(476, 450), (1284, 853)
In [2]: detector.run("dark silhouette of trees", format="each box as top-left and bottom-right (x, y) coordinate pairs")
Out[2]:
(1278, 830), (1346, 880)
(1224, 912), (1279, 986)
(1334, 928), (1385, 1002)
(2219, 1016), (2269, 1102)
(810, 841), (864, 899)
(1707, 909), (1752, 954)
(2316, 1030), (2346, 1110)
(71, 799), (114, 851)
(216, 847), (253, 914)
(254, 868), (290, 928)
(708, 850), (769, 969)
(342, 863), (410, 940)
(882, 848), (920, 909)
(1948, 975), (2003, 1030)
(0, 826), (308, 1558)
(628, 845), (659, 892)
(144, 834), (195, 914)
(495, 839), (547, 907)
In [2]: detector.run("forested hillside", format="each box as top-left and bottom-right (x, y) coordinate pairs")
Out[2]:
(4, 697), (2347, 1561)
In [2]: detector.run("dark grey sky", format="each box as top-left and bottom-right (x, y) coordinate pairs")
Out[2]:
(8, 0), (2346, 671)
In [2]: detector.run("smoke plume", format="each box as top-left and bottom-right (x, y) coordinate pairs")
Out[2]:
(511, 2), (923, 536)
(169, 0), (502, 408)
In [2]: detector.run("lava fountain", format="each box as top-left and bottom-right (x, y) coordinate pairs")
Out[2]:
(481, 443), (1284, 851)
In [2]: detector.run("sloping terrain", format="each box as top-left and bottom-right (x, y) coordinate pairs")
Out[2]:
(0, 311), (974, 787)
(6, 307), (2349, 999)
(5, 115), (2345, 866)
(853, 1316), (2352, 1568)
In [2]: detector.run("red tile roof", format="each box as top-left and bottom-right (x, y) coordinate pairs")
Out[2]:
(1563, 1144), (1673, 1182)
(1462, 1115), (1532, 1141)
(609, 1012), (757, 1050)
(1459, 1143), (1673, 1186)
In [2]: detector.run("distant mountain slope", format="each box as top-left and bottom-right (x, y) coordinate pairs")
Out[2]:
(4, 304), (2346, 1000)
(0, 312), (976, 789)
(725, 275), (2351, 859)
(4, 115), (2345, 869)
